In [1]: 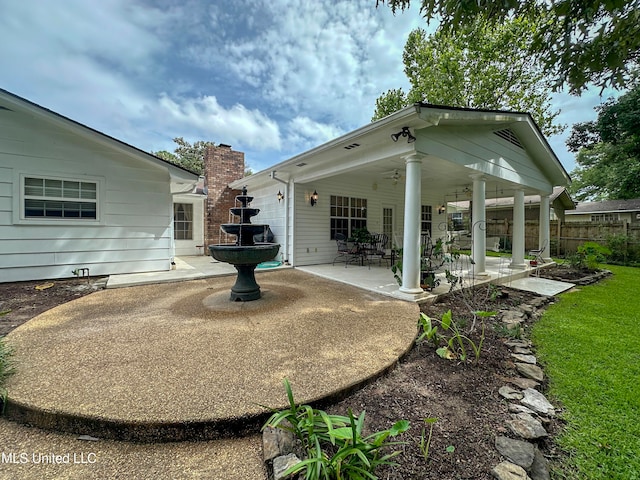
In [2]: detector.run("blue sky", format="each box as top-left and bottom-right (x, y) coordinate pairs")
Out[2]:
(0, 0), (621, 174)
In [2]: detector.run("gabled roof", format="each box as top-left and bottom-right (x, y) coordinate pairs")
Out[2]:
(0, 88), (198, 186)
(231, 102), (570, 192)
(567, 198), (640, 214)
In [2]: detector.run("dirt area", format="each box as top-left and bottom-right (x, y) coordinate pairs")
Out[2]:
(0, 269), (594, 479)
(0, 278), (105, 337)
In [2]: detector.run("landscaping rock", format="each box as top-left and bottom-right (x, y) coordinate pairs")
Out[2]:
(506, 413), (548, 440)
(508, 404), (537, 415)
(511, 353), (537, 364)
(521, 388), (555, 416)
(495, 436), (536, 469)
(273, 453), (301, 480)
(263, 427), (295, 462)
(509, 377), (540, 390)
(499, 386), (524, 400)
(516, 363), (544, 382)
(513, 346), (533, 355)
(501, 311), (525, 324)
(492, 461), (532, 480)
(505, 340), (531, 348)
(529, 448), (551, 480)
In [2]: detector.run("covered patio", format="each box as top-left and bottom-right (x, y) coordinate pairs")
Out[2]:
(229, 103), (570, 302)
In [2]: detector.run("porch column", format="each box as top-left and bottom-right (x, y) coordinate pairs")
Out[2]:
(470, 174), (487, 275)
(400, 154), (423, 294)
(510, 188), (526, 269)
(539, 194), (552, 262)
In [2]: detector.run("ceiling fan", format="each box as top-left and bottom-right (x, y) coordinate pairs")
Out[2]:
(381, 169), (404, 185)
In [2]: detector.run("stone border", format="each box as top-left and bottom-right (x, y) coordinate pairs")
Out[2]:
(492, 295), (556, 480)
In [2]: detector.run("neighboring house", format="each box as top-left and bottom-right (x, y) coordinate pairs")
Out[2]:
(565, 198), (640, 225)
(0, 89), (200, 282)
(227, 103), (570, 300)
(448, 186), (575, 251)
(450, 186), (575, 223)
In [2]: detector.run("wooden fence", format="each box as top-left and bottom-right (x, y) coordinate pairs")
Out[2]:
(483, 220), (640, 256)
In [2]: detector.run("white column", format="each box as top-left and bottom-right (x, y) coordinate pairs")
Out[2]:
(470, 174), (487, 275)
(400, 155), (423, 294)
(539, 194), (552, 262)
(510, 188), (526, 269)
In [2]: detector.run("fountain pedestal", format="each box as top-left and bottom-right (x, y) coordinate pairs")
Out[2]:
(208, 187), (280, 301)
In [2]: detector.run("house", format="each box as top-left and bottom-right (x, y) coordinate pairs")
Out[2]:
(0, 89), (201, 282)
(565, 198), (640, 225)
(225, 103), (570, 301)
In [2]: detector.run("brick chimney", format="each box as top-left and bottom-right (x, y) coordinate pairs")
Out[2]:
(203, 144), (245, 247)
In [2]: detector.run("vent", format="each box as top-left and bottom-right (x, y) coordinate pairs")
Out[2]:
(344, 143), (360, 150)
(493, 129), (523, 149)
(0, 105), (13, 112)
(296, 162), (307, 167)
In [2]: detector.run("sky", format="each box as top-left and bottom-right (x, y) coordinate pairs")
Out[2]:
(0, 0), (622, 174)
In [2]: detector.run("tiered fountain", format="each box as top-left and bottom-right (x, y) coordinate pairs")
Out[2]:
(208, 186), (280, 301)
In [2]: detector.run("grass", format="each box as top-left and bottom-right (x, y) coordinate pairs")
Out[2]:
(531, 264), (640, 480)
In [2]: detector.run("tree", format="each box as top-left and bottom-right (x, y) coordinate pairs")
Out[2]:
(372, 18), (563, 137)
(153, 137), (215, 175)
(567, 83), (640, 200)
(376, 0), (640, 94)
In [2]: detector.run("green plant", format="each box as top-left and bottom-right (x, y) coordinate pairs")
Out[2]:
(417, 310), (495, 364)
(0, 338), (16, 413)
(568, 241), (611, 271)
(419, 417), (438, 462)
(262, 379), (410, 480)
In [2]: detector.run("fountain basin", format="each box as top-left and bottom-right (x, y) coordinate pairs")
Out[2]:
(220, 224), (270, 244)
(208, 243), (280, 265)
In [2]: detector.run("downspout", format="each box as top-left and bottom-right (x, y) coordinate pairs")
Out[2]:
(270, 171), (290, 264)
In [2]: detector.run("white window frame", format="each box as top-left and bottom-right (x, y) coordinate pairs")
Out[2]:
(14, 172), (104, 225)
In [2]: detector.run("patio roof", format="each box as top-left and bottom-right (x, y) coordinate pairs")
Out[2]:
(231, 103), (570, 198)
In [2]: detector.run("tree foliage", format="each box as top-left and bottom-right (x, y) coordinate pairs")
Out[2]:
(567, 83), (640, 200)
(153, 137), (215, 175)
(376, 0), (640, 94)
(372, 18), (563, 137)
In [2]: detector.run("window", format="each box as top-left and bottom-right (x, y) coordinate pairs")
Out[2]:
(591, 213), (619, 222)
(330, 195), (367, 239)
(23, 176), (97, 219)
(421, 205), (432, 235)
(174, 203), (193, 240)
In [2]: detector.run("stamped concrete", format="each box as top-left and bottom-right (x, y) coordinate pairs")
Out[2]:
(3, 269), (418, 442)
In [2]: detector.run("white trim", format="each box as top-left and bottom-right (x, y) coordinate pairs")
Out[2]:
(13, 171), (105, 226)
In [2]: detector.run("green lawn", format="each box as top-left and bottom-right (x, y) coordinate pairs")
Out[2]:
(531, 265), (640, 480)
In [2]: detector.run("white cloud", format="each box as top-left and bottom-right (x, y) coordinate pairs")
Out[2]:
(286, 116), (345, 148)
(155, 94), (282, 150)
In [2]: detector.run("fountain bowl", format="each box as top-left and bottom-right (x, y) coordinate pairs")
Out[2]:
(208, 243), (280, 266)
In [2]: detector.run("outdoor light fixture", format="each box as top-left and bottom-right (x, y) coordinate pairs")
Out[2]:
(438, 204), (447, 215)
(277, 190), (284, 203)
(390, 126), (416, 143)
(310, 190), (318, 206)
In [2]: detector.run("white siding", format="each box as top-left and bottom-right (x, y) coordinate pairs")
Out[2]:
(292, 174), (446, 266)
(0, 111), (174, 282)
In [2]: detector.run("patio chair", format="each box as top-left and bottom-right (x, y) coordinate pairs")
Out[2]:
(332, 233), (361, 267)
(367, 233), (389, 266)
(528, 239), (548, 265)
